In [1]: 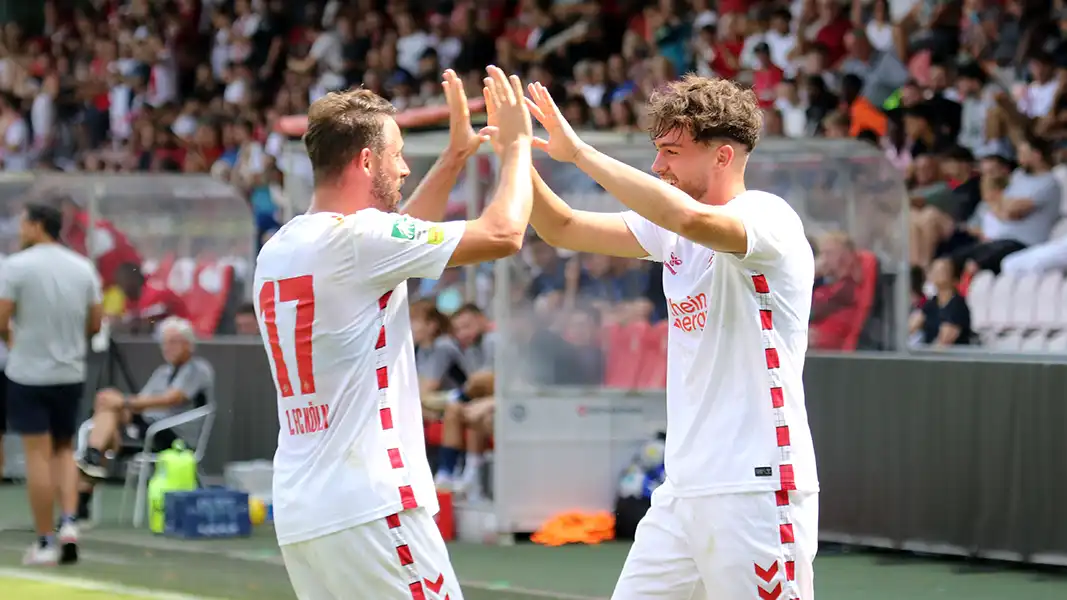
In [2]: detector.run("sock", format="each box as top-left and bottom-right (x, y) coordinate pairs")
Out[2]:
(60, 514), (76, 527)
(437, 447), (460, 478)
(39, 535), (55, 548)
(77, 491), (93, 519)
(463, 452), (483, 477)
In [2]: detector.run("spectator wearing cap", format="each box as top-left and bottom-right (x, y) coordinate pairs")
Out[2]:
(950, 138), (1062, 274)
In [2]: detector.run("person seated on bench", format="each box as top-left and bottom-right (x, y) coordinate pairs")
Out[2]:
(75, 317), (213, 517)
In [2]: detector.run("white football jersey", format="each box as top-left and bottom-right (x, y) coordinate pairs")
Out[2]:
(621, 190), (819, 498)
(253, 209), (465, 545)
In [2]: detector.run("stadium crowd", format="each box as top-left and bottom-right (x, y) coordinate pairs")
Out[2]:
(0, 0), (1065, 361)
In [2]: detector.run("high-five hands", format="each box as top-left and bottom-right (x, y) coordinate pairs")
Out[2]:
(482, 65), (532, 147)
(525, 82), (587, 164)
(442, 69), (493, 160)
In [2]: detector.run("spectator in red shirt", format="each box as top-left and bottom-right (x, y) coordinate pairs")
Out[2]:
(114, 262), (191, 334)
(751, 43), (784, 109)
(809, 232), (865, 351)
(58, 198), (142, 289)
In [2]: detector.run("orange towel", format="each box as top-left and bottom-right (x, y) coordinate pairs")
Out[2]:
(531, 511), (616, 546)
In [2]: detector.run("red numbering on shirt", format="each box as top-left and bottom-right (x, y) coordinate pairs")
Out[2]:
(259, 275), (333, 436)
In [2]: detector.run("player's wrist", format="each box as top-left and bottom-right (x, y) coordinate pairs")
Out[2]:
(569, 142), (592, 165)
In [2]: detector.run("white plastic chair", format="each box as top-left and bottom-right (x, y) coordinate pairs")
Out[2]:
(1019, 331), (1047, 352)
(992, 331), (1023, 351)
(1008, 273), (1039, 330)
(986, 272), (1017, 333)
(1047, 331), (1067, 353)
(966, 270), (996, 332)
(76, 400), (215, 527)
(1034, 271), (1064, 332)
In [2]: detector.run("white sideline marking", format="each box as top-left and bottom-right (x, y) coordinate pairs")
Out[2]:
(0, 568), (219, 599)
(67, 531), (612, 600)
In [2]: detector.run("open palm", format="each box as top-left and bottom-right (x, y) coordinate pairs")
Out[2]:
(526, 82), (586, 163)
(442, 69), (491, 159)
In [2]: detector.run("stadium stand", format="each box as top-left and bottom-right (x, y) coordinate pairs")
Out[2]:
(0, 0), (1064, 360)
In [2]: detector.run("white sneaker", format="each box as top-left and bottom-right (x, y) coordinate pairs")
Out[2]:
(434, 472), (454, 491)
(58, 523), (79, 565)
(22, 543), (59, 566)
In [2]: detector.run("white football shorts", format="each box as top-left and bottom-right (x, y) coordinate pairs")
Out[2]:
(281, 507), (463, 600)
(612, 487), (818, 600)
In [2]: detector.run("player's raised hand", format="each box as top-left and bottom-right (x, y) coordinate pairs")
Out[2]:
(482, 65), (531, 147)
(526, 81), (587, 164)
(443, 69), (493, 159)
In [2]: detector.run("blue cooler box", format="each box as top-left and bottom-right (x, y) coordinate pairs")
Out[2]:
(164, 488), (252, 539)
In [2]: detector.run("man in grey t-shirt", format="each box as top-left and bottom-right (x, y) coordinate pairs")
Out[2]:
(77, 316), (213, 481)
(0, 203), (103, 566)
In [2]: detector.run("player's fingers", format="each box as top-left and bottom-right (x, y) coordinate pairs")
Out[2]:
(449, 76), (470, 117)
(536, 82), (563, 117)
(508, 74), (524, 102)
(532, 137), (550, 151)
(477, 126), (498, 140)
(483, 77), (501, 110)
(482, 87), (497, 123)
(524, 97), (547, 124)
(487, 65), (516, 106)
(485, 65), (507, 99)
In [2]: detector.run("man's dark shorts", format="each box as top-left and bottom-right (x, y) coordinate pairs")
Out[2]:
(6, 379), (82, 441)
(128, 414), (180, 453)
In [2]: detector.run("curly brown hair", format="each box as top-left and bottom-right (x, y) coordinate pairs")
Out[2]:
(303, 88), (397, 185)
(646, 75), (763, 152)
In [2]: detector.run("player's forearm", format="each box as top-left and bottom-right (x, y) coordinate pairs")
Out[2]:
(572, 145), (742, 250)
(401, 150), (467, 222)
(480, 141), (533, 235)
(530, 168), (576, 244)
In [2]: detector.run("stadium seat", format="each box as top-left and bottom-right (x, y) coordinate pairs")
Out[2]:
(966, 270), (995, 332)
(181, 259), (234, 337)
(992, 331), (1023, 351)
(603, 321), (649, 389)
(1034, 271), (1064, 331)
(1008, 273), (1040, 330)
(635, 320), (669, 389)
(425, 420), (444, 447)
(167, 257), (197, 294)
(1020, 331), (1047, 352)
(986, 272), (1017, 333)
(1047, 330), (1067, 352)
(146, 254), (176, 287)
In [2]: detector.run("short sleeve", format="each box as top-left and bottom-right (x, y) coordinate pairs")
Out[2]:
(620, 211), (673, 263)
(420, 339), (465, 383)
(169, 360), (213, 401)
(1033, 178), (1061, 208)
(347, 210), (466, 291)
(942, 296), (971, 329)
(0, 259), (20, 302)
(718, 192), (799, 267)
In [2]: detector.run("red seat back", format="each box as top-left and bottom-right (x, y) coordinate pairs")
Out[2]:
(181, 258), (234, 337)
